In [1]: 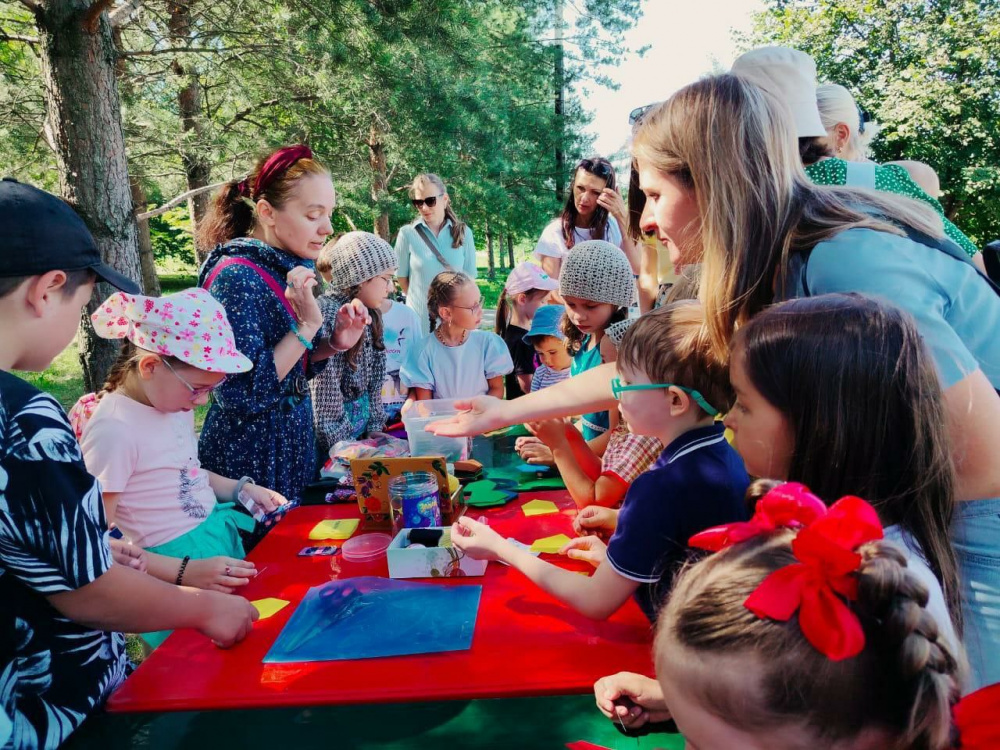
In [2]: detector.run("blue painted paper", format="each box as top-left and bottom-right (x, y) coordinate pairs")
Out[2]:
(264, 577), (482, 663)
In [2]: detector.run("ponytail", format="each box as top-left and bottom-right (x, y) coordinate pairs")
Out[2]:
(197, 145), (330, 253)
(494, 289), (510, 338)
(444, 204), (467, 249)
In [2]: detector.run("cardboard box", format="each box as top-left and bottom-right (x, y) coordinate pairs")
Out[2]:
(387, 527), (488, 579)
(351, 456), (466, 527)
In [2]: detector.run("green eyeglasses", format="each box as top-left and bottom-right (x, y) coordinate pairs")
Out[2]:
(611, 376), (719, 417)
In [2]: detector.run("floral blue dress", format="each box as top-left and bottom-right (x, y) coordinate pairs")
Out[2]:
(198, 238), (326, 504)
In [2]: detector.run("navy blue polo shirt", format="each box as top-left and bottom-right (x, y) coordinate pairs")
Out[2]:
(606, 423), (750, 621)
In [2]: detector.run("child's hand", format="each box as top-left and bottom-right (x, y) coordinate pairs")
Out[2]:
(450, 517), (507, 561)
(560, 536), (607, 567)
(426, 396), (510, 437)
(109, 538), (148, 573)
(574, 506), (619, 537)
(329, 297), (371, 352)
(285, 266), (323, 333)
(526, 419), (570, 447)
(515, 435), (541, 453)
(593, 672), (671, 730)
(184, 557), (257, 594)
(200, 592), (258, 648)
(241, 484), (288, 515)
(518, 441), (555, 466)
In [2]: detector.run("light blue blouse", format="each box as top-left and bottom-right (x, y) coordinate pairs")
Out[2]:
(790, 227), (1000, 390)
(395, 218), (477, 335)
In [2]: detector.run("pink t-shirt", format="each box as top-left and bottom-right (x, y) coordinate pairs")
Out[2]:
(80, 391), (217, 548)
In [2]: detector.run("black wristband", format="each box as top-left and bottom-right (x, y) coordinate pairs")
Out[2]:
(175, 555), (191, 586)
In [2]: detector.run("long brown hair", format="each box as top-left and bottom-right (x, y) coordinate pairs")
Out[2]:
(561, 157), (616, 249)
(658, 532), (960, 750)
(197, 147), (330, 252)
(631, 74), (943, 362)
(733, 294), (961, 629)
(410, 174), (467, 249)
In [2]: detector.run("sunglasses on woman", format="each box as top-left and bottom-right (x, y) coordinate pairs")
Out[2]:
(412, 194), (443, 209)
(578, 159), (613, 180)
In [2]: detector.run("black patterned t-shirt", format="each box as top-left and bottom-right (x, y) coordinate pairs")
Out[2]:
(0, 371), (128, 750)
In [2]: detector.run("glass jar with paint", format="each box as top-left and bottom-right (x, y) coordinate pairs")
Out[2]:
(389, 471), (442, 536)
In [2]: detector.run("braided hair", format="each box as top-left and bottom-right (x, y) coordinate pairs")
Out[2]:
(425, 270), (475, 333)
(657, 531), (962, 750)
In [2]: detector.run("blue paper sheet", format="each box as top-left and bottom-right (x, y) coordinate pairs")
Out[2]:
(264, 577), (482, 663)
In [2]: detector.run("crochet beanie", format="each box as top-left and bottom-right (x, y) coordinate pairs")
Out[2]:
(559, 240), (634, 309)
(605, 318), (635, 350)
(325, 231), (397, 289)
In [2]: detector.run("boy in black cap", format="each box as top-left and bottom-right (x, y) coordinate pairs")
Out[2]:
(0, 179), (257, 749)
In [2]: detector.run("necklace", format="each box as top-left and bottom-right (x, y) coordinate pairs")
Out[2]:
(435, 326), (469, 347)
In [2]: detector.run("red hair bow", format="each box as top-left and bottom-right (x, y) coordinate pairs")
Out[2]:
(253, 144), (313, 198)
(952, 683), (1000, 749)
(746, 495), (883, 660)
(689, 482), (827, 552)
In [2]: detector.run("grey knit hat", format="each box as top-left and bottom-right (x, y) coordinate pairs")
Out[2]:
(605, 318), (635, 350)
(559, 240), (634, 309)
(324, 231), (397, 289)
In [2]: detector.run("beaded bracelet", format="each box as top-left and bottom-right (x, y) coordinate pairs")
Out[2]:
(290, 321), (314, 351)
(175, 555), (191, 586)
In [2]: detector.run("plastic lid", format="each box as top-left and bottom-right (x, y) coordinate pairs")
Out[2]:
(341, 532), (392, 563)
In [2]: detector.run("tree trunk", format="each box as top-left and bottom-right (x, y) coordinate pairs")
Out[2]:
(168, 0), (212, 263)
(36, 0), (142, 392)
(553, 0), (566, 201)
(130, 176), (161, 295)
(486, 221), (495, 280)
(368, 116), (390, 239)
(507, 234), (515, 268)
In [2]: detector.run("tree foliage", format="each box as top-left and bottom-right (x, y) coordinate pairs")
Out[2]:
(742, 0), (1000, 246)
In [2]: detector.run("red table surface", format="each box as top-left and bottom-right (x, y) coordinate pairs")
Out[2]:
(107, 491), (655, 713)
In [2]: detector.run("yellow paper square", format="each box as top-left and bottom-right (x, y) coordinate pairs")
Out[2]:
(308, 519), (360, 541)
(522, 499), (559, 517)
(530, 533), (573, 554)
(252, 598), (290, 619)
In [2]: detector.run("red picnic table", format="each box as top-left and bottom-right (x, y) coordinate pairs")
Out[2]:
(107, 490), (655, 713)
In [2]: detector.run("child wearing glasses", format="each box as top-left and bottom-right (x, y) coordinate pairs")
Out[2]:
(451, 301), (748, 621)
(395, 173), (477, 336)
(73, 288), (288, 645)
(401, 271), (512, 401)
(311, 232), (397, 456)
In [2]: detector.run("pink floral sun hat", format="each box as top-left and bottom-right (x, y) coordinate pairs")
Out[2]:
(91, 287), (253, 374)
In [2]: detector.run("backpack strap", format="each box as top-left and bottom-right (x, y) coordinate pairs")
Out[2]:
(202, 257), (309, 373)
(413, 223), (456, 271)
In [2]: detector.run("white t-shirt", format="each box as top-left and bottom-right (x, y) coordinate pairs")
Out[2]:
(80, 391), (216, 548)
(381, 300), (424, 407)
(533, 216), (624, 263)
(400, 329), (514, 400)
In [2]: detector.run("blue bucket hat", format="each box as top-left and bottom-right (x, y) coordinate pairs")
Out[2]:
(522, 305), (566, 345)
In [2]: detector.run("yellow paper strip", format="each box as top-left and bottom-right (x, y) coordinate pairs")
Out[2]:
(308, 519), (360, 541)
(522, 499), (559, 517)
(252, 597), (290, 619)
(530, 533), (573, 554)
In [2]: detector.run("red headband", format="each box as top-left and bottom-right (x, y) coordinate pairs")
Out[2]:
(250, 144), (313, 199)
(690, 482), (883, 661)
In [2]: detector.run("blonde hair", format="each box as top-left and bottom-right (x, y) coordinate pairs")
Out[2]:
(657, 533), (961, 749)
(816, 83), (881, 160)
(410, 174), (467, 249)
(631, 74), (944, 361)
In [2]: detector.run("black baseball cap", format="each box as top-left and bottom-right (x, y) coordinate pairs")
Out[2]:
(0, 177), (140, 293)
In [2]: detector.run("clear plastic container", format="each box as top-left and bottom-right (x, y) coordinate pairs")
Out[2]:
(341, 532), (392, 563)
(401, 399), (470, 461)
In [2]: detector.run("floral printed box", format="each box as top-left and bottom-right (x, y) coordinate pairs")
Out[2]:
(386, 527), (488, 579)
(350, 456), (464, 527)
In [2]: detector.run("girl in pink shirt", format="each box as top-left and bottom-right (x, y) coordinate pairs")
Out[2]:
(74, 288), (289, 637)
